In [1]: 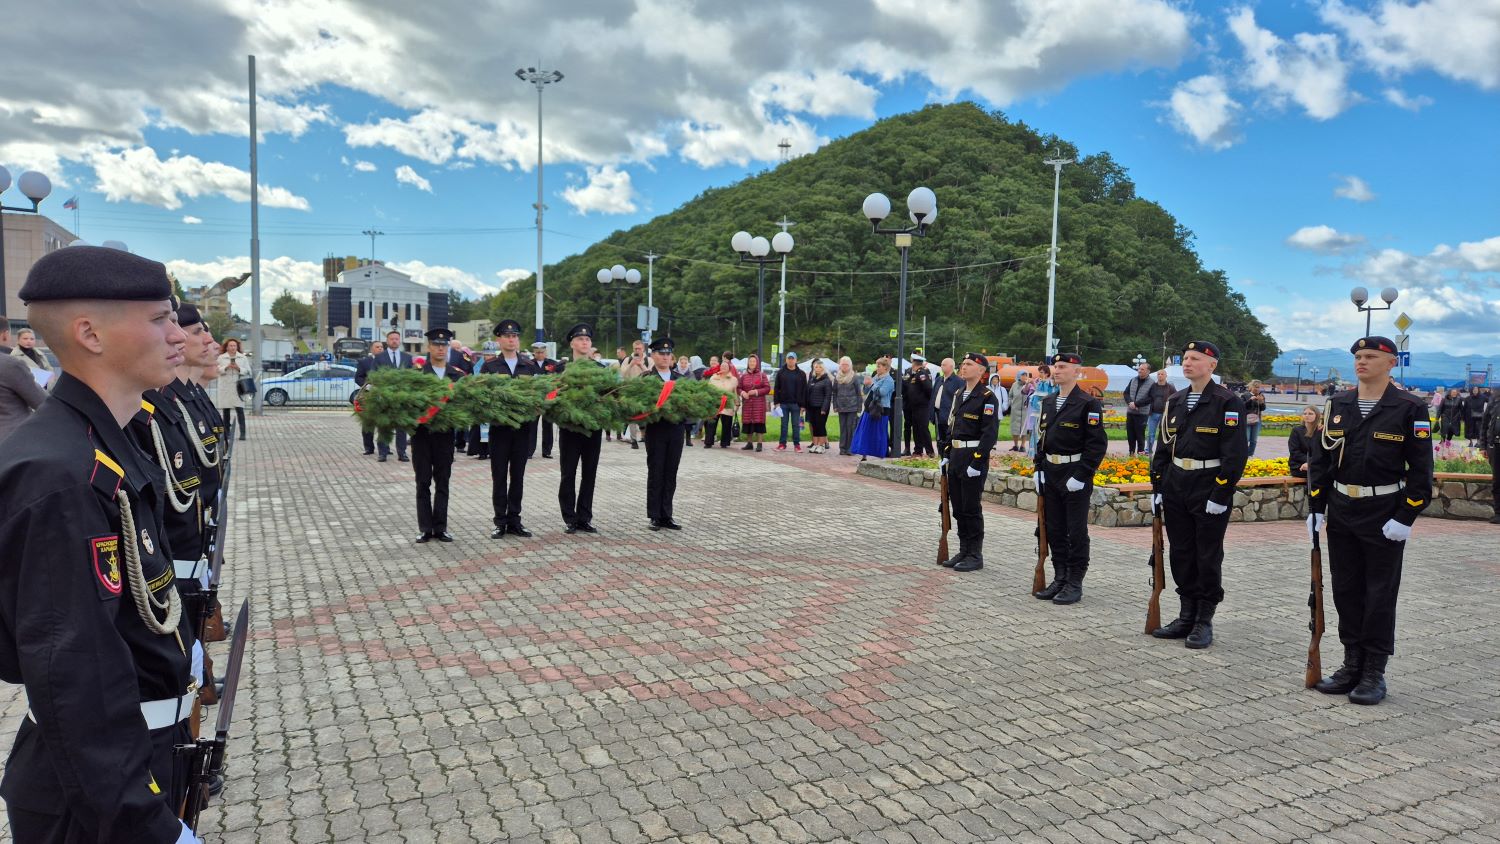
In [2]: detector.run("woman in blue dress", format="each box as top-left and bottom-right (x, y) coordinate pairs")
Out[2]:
(850, 357), (894, 461)
(1026, 363), (1056, 456)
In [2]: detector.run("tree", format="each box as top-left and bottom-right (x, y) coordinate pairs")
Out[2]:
(270, 290), (317, 340)
(204, 311), (238, 342)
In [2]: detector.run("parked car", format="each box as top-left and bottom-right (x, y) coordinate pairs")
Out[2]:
(261, 363), (359, 407)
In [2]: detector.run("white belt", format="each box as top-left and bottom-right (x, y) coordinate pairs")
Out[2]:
(952, 440), (981, 448)
(29, 691), (195, 731)
(1171, 457), (1222, 470)
(1335, 480), (1404, 499)
(174, 558), (207, 580)
(1045, 453), (1081, 464)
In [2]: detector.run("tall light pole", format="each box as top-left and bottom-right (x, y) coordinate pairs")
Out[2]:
(1350, 286), (1398, 336)
(643, 251), (658, 342)
(596, 264), (641, 350)
(516, 65), (564, 344)
(730, 229), (794, 363)
(361, 229), (384, 263)
(248, 55), (264, 414)
(1042, 151), (1072, 361)
(1309, 365), (1320, 396)
(775, 216), (795, 366)
(861, 186), (938, 458)
(1132, 353), (1147, 368)
(0, 166), (52, 326)
(1292, 354), (1308, 399)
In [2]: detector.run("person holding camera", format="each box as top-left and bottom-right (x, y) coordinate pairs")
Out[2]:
(215, 337), (251, 441)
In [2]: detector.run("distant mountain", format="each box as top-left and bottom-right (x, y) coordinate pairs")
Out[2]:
(1274, 348), (1500, 384)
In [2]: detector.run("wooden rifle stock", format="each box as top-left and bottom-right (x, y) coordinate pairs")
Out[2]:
(1306, 530), (1324, 688)
(937, 468), (952, 565)
(1032, 489), (1048, 593)
(1145, 512), (1165, 634)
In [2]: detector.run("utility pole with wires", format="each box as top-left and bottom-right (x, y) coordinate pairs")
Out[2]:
(1043, 150), (1072, 361)
(775, 216), (795, 366)
(362, 229), (384, 264)
(643, 250), (659, 342)
(1161, 330), (1169, 369)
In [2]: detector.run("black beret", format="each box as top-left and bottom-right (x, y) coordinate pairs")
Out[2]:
(175, 303), (202, 328)
(1183, 340), (1220, 359)
(1050, 352), (1083, 365)
(19, 245), (172, 304)
(1351, 336), (1397, 355)
(648, 337), (674, 353)
(425, 327), (454, 343)
(565, 323), (594, 341)
(963, 353), (988, 368)
(493, 319), (522, 336)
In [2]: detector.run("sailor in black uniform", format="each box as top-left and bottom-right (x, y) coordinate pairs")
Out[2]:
(481, 320), (542, 538)
(1031, 352), (1108, 604)
(937, 353), (1000, 572)
(412, 328), (466, 543)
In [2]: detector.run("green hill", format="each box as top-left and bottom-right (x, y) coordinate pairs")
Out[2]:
(485, 102), (1278, 378)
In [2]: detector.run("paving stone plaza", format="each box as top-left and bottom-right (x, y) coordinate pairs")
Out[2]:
(4, 411), (1497, 843)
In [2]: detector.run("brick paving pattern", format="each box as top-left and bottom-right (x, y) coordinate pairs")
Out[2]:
(3, 410), (1497, 843)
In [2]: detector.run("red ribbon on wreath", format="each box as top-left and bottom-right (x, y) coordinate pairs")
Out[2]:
(630, 379), (676, 420)
(416, 381), (454, 426)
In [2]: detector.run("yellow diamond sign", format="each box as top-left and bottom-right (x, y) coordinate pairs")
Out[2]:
(1394, 312), (1413, 332)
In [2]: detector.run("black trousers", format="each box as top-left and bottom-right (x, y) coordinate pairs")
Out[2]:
(466, 424), (488, 457)
(910, 411), (933, 455)
(532, 419), (554, 457)
(558, 428), (602, 526)
(1490, 446), (1499, 515)
(1042, 478), (1092, 580)
(221, 406), (245, 439)
(644, 420), (685, 522)
(370, 428), (408, 458)
(946, 450), (988, 554)
(705, 415), (733, 446)
(1161, 470), (1229, 606)
(1326, 493), (1407, 657)
(1125, 414), (1148, 454)
(411, 427), (454, 535)
(490, 423), (533, 527)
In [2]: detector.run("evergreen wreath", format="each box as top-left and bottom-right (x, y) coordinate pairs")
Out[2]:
(451, 373), (553, 429)
(543, 363), (625, 433)
(614, 377), (724, 424)
(354, 368), (473, 433)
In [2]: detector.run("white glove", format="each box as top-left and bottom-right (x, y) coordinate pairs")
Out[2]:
(1204, 500), (1228, 515)
(1307, 513), (1325, 540)
(1381, 519), (1412, 542)
(939, 457), (949, 469)
(191, 641), (205, 686)
(178, 821), (203, 844)
(1034, 471), (1045, 488)
(1065, 477), (1085, 493)
(966, 465), (981, 478)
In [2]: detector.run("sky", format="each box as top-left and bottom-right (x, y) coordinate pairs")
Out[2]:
(2, 0), (1497, 359)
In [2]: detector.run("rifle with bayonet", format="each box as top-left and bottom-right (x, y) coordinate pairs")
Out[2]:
(1145, 508), (1166, 634)
(1306, 514), (1324, 688)
(937, 462), (952, 565)
(179, 600), (250, 831)
(1032, 487), (1048, 594)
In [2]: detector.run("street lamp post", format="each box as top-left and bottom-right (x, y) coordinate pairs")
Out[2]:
(1292, 354), (1308, 399)
(730, 229), (794, 364)
(0, 166), (54, 325)
(516, 66), (564, 344)
(596, 264), (642, 350)
(861, 186), (938, 458)
(1350, 286), (1398, 336)
(1132, 353), (1147, 368)
(1310, 365), (1320, 396)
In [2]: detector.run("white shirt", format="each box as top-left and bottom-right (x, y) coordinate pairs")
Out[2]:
(656, 368), (673, 381)
(500, 354), (519, 374)
(432, 366), (446, 379)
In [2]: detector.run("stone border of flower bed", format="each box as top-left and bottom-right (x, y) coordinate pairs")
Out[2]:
(854, 463), (1494, 524)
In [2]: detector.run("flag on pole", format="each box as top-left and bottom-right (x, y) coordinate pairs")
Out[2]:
(63, 196), (79, 210)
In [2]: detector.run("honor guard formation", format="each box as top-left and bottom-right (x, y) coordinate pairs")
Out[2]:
(0, 246), (247, 843)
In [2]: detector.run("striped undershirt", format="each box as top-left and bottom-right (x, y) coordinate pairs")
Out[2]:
(1358, 399), (1377, 416)
(1184, 391), (1201, 412)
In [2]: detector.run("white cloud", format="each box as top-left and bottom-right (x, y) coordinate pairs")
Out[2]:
(352, 159), (377, 172)
(393, 165), (432, 193)
(386, 260), (498, 299)
(1333, 175), (1375, 202)
(1228, 7), (1353, 120)
(182, 215), (203, 225)
(1381, 87), (1433, 111)
(88, 146), (310, 210)
(1287, 225), (1365, 253)
(750, 70), (880, 119)
(1166, 75), (1241, 150)
(561, 166), (637, 215)
(496, 268), (532, 290)
(1322, 0), (1500, 90)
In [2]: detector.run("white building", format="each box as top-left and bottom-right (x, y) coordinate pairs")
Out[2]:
(320, 263), (449, 353)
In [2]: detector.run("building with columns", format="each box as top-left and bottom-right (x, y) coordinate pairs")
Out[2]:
(319, 263), (449, 353)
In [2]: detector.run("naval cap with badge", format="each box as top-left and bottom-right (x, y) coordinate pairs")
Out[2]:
(1182, 340), (1221, 359)
(493, 319), (522, 336)
(1351, 336), (1398, 355)
(648, 337), (675, 354)
(1049, 352), (1083, 365)
(963, 352), (988, 368)
(18, 244), (173, 303)
(565, 322), (594, 342)
(424, 327), (455, 344)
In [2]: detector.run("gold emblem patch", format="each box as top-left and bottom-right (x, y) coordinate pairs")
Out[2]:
(1373, 432), (1405, 442)
(1333, 415), (1342, 424)
(91, 536), (122, 595)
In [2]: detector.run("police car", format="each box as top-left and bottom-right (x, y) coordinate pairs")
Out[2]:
(261, 363), (360, 407)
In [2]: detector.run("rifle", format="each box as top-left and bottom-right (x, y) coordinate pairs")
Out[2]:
(1032, 487), (1048, 593)
(937, 466), (952, 564)
(179, 600), (250, 831)
(1306, 525), (1324, 688)
(1144, 511), (1166, 634)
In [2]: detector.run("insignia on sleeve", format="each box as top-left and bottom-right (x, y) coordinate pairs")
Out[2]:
(1413, 420), (1431, 439)
(139, 529), (154, 556)
(983, 403), (995, 416)
(90, 536), (123, 597)
(90, 449), (124, 499)
(1333, 415), (1342, 424)
(1087, 412), (1101, 425)
(1224, 411), (1240, 427)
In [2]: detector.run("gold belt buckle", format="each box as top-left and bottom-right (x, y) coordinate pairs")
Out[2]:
(1346, 484), (1362, 499)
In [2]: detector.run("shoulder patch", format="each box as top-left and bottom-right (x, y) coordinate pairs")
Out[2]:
(1087, 411), (1101, 426)
(140, 399), (155, 415)
(90, 535), (123, 599)
(1413, 419), (1431, 439)
(90, 449), (124, 498)
(1224, 411), (1240, 427)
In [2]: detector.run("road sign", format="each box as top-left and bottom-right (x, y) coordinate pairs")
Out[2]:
(1394, 312), (1413, 332)
(889, 328), (898, 338)
(1397, 351), (1411, 367)
(636, 305), (659, 331)
(1396, 333), (1409, 351)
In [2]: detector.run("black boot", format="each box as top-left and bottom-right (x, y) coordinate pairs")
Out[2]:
(1185, 603), (1216, 649)
(1152, 599), (1196, 639)
(952, 541), (983, 572)
(1315, 647), (1363, 694)
(939, 540), (968, 568)
(1348, 654), (1388, 705)
(1052, 567), (1085, 605)
(1032, 561), (1065, 600)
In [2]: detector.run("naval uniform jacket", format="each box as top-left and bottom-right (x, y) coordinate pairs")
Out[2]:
(128, 389), (206, 565)
(481, 355), (543, 429)
(1033, 389), (1108, 484)
(0, 373), (195, 842)
(163, 378), (222, 520)
(942, 384), (1000, 464)
(1149, 381), (1249, 507)
(1308, 383), (1433, 527)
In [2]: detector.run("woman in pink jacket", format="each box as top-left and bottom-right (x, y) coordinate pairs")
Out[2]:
(737, 354), (771, 452)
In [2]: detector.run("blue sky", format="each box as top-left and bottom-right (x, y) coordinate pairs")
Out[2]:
(3, 0), (1497, 357)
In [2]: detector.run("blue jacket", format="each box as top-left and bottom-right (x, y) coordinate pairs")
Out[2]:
(868, 374), (894, 409)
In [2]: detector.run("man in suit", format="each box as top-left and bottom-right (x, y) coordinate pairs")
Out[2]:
(482, 321), (541, 538)
(412, 328), (465, 543)
(355, 340), (385, 456)
(642, 337), (685, 530)
(529, 340), (558, 458)
(368, 330), (412, 462)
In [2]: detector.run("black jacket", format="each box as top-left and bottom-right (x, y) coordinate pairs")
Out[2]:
(932, 373), (964, 421)
(903, 366), (934, 419)
(1122, 376), (1153, 415)
(1288, 425), (1314, 478)
(1149, 381), (1250, 507)
(941, 383), (1000, 461)
(1034, 389), (1109, 484)
(1148, 381), (1177, 414)
(480, 354), (542, 378)
(1308, 382), (1434, 526)
(804, 374), (833, 413)
(773, 366), (807, 406)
